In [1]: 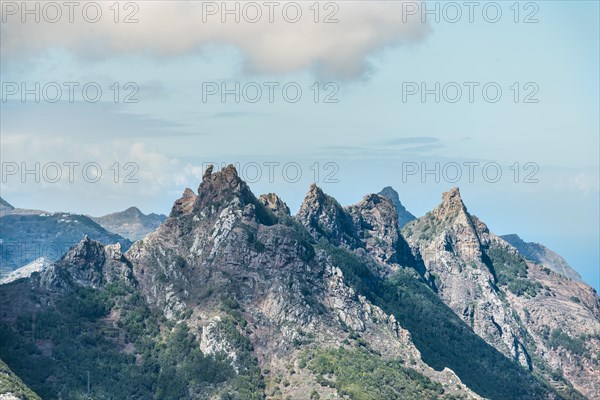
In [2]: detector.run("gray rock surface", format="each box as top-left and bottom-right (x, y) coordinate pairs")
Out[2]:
(1, 170), (597, 399)
(402, 187), (600, 398)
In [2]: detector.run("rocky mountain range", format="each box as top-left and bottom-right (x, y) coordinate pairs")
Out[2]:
(402, 188), (600, 398)
(91, 207), (167, 241)
(0, 197), (131, 275)
(0, 166), (598, 400)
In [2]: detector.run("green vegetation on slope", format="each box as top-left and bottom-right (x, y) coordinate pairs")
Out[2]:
(540, 327), (591, 358)
(485, 244), (542, 297)
(319, 242), (585, 400)
(0, 358), (41, 400)
(0, 283), (263, 399)
(301, 347), (461, 400)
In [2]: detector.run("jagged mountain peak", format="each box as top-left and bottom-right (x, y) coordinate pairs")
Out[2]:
(501, 233), (521, 242)
(170, 187), (198, 217)
(440, 187), (467, 213)
(410, 187), (475, 236)
(182, 187), (196, 197)
(404, 187), (474, 237)
(358, 192), (387, 205)
(346, 193), (399, 236)
(66, 234), (107, 256)
(296, 185), (357, 246)
(300, 183), (340, 209)
(40, 236), (133, 291)
(297, 183), (340, 220)
(193, 164), (256, 214)
(258, 192), (291, 216)
(379, 186), (398, 197)
(2, 173), (598, 400)
(296, 187), (417, 274)
(56, 235), (127, 272)
(345, 193), (420, 273)
(187, 165), (278, 227)
(199, 163), (242, 190)
(378, 186), (416, 228)
(306, 182), (327, 201)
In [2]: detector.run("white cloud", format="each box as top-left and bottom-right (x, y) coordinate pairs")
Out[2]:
(0, 134), (199, 200)
(1, 0), (430, 78)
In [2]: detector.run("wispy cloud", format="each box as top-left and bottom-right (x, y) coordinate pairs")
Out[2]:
(555, 172), (600, 195)
(379, 136), (440, 146)
(1, 101), (200, 138)
(210, 111), (268, 119)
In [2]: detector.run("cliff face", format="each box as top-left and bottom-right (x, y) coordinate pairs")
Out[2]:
(0, 168), (597, 400)
(296, 186), (418, 276)
(402, 189), (530, 364)
(402, 188), (600, 399)
(124, 166), (467, 397)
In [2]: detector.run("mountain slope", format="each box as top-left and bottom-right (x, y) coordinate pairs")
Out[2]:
(0, 166), (474, 399)
(501, 234), (583, 282)
(378, 186), (416, 228)
(0, 358), (41, 400)
(91, 207), (166, 241)
(0, 197), (14, 212)
(0, 168), (594, 399)
(297, 185), (579, 399)
(402, 188), (600, 399)
(0, 258), (51, 285)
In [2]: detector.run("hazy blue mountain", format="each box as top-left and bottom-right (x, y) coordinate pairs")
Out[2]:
(378, 186), (416, 228)
(0, 201), (131, 275)
(91, 206), (166, 241)
(0, 197), (14, 212)
(501, 234), (582, 282)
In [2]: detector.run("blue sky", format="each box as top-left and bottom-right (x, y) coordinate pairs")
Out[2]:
(1, 1), (598, 289)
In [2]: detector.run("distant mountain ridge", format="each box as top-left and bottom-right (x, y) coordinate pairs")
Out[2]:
(501, 234), (582, 282)
(0, 197), (14, 211)
(0, 199), (131, 275)
(91, 206), (166, 241)
(378, 186), (416, 227)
